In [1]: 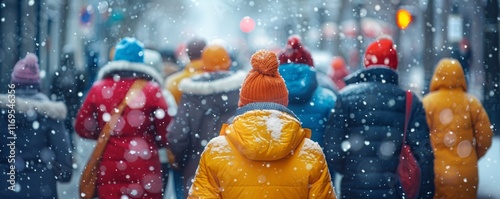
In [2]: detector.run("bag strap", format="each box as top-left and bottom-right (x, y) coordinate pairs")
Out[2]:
(401, 90), (413, 147)
(91, 79), (148, 159)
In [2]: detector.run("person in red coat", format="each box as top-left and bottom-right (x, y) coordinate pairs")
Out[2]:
(75, 37), (172, 199)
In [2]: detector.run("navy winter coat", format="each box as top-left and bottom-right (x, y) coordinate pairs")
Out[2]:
(324, 66), (435, 199)
(0, 89), (72, 198)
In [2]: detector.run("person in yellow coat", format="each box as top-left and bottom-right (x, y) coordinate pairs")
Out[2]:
(165, 37), (207, 104)
(422, 58), (493, 199)
(188, 50), (336, 199)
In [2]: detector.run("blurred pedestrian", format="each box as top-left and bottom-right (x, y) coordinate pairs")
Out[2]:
(159, 48), (181, 78)
(324, 36), (435, 198)
(75, 37), (172, 199)
(167, 44), (246, 198)
(50, 47), (87, 150)
(328, 56), (350, 90)
(422, 58), (493, 199)
(165, 37), (207, 104)
(278, 34), (337, 182)
(188, 50), (336, 199)
(0, 53), (73, 198)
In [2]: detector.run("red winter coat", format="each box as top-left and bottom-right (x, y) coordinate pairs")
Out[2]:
(75, 61), (171, 199)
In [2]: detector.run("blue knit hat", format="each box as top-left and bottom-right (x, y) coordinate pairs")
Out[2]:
(113, 37), (144, 63)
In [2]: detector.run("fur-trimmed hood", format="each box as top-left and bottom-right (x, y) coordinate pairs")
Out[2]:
(0, 94), (67, 120)
(179, 70), (246, 95)
(96, 61), (164, 86)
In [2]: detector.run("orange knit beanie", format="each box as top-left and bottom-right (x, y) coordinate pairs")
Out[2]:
(201, 44), (232, 72)
(238, 50), (289, 107)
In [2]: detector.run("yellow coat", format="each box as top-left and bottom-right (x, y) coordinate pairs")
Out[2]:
(165, 59), (204, 103)
(188, 109), (336, 199)
(423, 58), (493, 199)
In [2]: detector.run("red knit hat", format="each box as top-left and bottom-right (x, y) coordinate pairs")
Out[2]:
(279, 35), (314, 67)
(363, 37), (398, 70)
(238, 50), (288, 107)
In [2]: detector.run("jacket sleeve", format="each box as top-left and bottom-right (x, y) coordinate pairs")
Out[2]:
(469, 96), (493, 159)
(167, 94), (192, 166)
(48, 117), (73, 182)
(324, 96), (347, 175)
(407, 95), (435, 199)
(188, 143), (221, 199)
(309, 144), (337, 199)
(74, 86), (100, 139)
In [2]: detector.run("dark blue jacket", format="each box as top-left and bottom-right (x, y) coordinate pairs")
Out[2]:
(324, 66), (435, 199)
(0, 89), (72, 198)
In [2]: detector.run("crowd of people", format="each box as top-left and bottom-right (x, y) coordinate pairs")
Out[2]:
(0, 33), (494, 199)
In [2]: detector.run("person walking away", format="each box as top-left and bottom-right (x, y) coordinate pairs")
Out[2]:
(75, 37), (171, 199)
(0, 53), (73, 198)
(188, 50), (336, 199)
(324, 36), (435, 198)
(165, 37), (207, 104)
(278, 34), (337, 183)
(50, 48), (87, 150)
(167, 44), (246, 198)
(422, 58), (493, 199)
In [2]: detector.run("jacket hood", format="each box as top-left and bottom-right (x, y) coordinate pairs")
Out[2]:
(344, 66), (398, 86)
(279, 63), (318, 103)
(221, 105), (311, 161)
(178, 70), (246, 96)
(430, 58), (467, 92)
(0, 94), (67, 120)
(96, 60), (164, 86)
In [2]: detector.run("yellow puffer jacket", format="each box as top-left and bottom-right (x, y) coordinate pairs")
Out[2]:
(188, 109), (336, 199)
(423, 58), (493, 199)
(165, 59), (204, 103)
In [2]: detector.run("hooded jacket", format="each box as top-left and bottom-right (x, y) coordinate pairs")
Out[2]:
(324, 66), (435, 199)
(188, 103), (336, 199)
(75, 60), (171, 199)
(166, 70), (246, 197)
(422, 59), (492, 199)
(279, 63), (336, 145)
(0, 89), (72, 198)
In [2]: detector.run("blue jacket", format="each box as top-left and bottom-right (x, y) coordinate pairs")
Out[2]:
(0, 89), (72, 198)
(324, 66), (435, 199)
(279, 63), (336, 145)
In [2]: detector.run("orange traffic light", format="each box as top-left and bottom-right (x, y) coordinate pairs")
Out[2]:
(396, 9), (413, 30)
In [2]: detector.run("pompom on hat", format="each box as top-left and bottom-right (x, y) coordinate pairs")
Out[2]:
(201, 44), (232, 72)
(363, 36), (398, 70)
(278, 35), (314, 67)
(113, 37), (145, 63)
(11, 53), (41, 86)
(238, 50), (289, 107)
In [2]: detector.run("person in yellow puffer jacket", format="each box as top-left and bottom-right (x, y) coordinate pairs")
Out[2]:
(422, 58), (493, 199)
(165, 37), (206, 104)
(188, 50), (336, 199)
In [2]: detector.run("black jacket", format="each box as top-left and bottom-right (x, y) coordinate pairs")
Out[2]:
(324, 66), (435, 199)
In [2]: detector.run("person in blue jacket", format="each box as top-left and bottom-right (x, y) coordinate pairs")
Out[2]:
(278, 34), (337, 182)
(323, 36), (435, 199)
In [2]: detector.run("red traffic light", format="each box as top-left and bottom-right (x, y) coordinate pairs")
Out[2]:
(396, 9), (413, 30)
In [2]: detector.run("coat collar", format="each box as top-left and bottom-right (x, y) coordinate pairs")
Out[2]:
(178, 70), (246, 95)
(96, 61), (164, 86)
(345, 66), (399, 86)
(0, 94), (67, 120)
